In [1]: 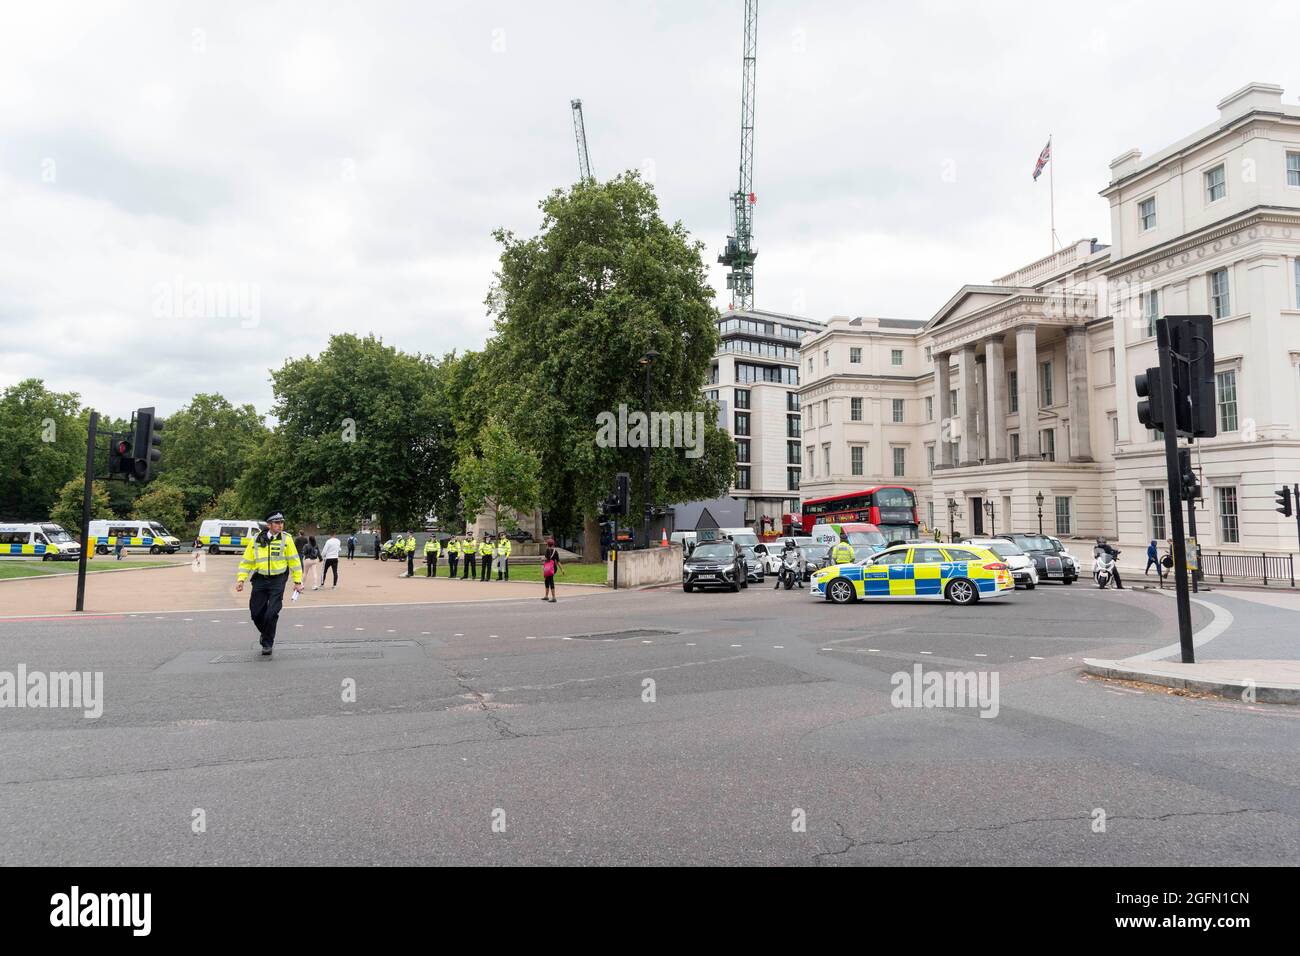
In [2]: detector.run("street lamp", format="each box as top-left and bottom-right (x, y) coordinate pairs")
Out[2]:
(946, 497), (958, 541)
(1036, 491), (1045, 536)
(985, 498), (995, 537)
(639, 349), (660, 548)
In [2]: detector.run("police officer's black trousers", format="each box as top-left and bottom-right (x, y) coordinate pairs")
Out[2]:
(497, 558), (508, 581)
(448, 554), (458, 577)
(480, 554), (492, 581)
(406, 552), (414, 576)
(426, 555), (437, 578)
(463, 554), (475, 578)
(249, 572), (288, 648)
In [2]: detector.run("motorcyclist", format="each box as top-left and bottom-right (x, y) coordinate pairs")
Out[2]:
(774, 539), (803, 589)
(1093, 537), (1124, 589)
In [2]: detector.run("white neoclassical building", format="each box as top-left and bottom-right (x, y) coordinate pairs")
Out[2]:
(778, 82), (1300, 556)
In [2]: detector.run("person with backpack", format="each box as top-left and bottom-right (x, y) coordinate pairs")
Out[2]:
(542, 538), (562, 603)
(346, 534), (356, 560)
(302, 535), (323, 589)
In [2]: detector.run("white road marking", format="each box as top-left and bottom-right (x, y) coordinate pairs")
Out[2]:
(920, 651), (933, 655)
(421, 631), (431, 635)
(730, 644), (742, 648)
(974, 653), (987, 657)
(1030, 656), (1045, 660)
(294, 624), (304, 628)
(210, 619), (220, 623)
(642, 640), (653, 644)
(355, 627), (365, 631)
(686, 642), (696, 646)
(454, 633), (463, 637)
(525, 636), (536, 640)
(324, 625), (334, 629)
(387, 629), (396, 633)
(773, 645), (784, 649)
(490, 634), (498, 638)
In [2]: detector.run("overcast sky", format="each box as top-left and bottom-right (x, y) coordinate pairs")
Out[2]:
(2, 0), (1297, 417)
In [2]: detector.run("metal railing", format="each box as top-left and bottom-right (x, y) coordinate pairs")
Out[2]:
(1199, 551), (1295, 587)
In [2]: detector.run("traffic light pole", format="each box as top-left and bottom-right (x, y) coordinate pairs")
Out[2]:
(612, 517), (618, 591)
(1294, 483), (1300, 556)
(1156, 331), (1195, 663)
(1184, 441), (1199, 594)
(74, 411), (98, 613)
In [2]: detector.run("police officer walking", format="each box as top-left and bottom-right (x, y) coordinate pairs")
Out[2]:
(424, 534), (441, 578)
(462, 533), (477, 580)
(479, 534), (494, 581)
(447, 536), (460, 578)
(235, 511), (304, 657)
(832, 534), (855, 566)
(496, 533), (512, 581)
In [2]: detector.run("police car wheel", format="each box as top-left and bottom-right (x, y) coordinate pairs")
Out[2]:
(150, 545), (162, 554)
(96, 546), (108, 555)
(827, 579), (855, 604)
(208, 545), (220, 555)
(945, 579), (977, 605)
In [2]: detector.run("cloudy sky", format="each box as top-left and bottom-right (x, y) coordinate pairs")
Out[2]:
(2, 0), (1297, 417)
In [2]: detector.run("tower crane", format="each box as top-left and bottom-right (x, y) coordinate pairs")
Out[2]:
(718, 0), (758, 311)
(571, 98), (594, 182)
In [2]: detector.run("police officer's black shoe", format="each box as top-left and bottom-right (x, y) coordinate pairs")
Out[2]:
(261, 643), (272, 656)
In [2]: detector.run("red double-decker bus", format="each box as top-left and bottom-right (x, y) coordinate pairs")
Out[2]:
(800, 486), (920, 540)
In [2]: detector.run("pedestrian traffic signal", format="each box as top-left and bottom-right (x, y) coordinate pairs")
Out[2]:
(601, 472), (630, 516)
(1177, 449), (1200, 500)
(1276, 486), (1294, 518)
(1167, 315), (1216, 438)
(107, 433), (132, 475)
(1134, 366), (1164, 431)
(130, 406), (165, 481)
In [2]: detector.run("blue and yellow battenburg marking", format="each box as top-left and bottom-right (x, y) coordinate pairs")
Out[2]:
(812, 547), (1012, 600)
(198, 535), (252, 546)
(3, 542), (55, 556)
(95, 536), (156, 547)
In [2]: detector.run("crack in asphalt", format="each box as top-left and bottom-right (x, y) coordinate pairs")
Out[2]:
(812, 807), (1279, 864)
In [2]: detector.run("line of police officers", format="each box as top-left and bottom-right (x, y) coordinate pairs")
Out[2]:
(394, 531), (512, 581)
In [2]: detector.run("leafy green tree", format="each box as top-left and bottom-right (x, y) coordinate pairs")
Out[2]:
(207, 487), (244, 521)
(258, 334), (456, 541)
(486, 173), (734, 557)
(452, 417), (541, 534)
(156, 393), (268, 520)
(0, 380), (89, 520)
(49, 478), (112, 537)
(131, 483), (190, 539)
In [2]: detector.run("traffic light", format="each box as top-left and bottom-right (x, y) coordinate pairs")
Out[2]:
(1167, 315), (1216, 438)
(1177, 449), (1200, 500)
(602, 472), (630, 516)
(130, 406), (165, 481)
(1277, 486), (1294, 519)
(1134, 366), (1165, 431)
(107, 433), (132, 475)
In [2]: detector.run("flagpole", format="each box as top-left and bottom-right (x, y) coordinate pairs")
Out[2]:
(1048, 134), (1056, 253)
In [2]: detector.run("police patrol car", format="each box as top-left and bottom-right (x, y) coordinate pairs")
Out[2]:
(0, 522), (83, 561)
(86, 519), (181, 555)
(810, 542), (1014, 605)
(196, 518), (267, 554)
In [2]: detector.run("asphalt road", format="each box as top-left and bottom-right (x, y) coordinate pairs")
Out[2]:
(1, 578), (1297, 865)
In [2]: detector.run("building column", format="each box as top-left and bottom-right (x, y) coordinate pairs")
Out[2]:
(934, 352), (952, 466)
(1066, 326), (1093, 461)
(958, 344), (979, 466)
(985, 335), (1008, 462)
(1015, 324), (1039, 459)
(976, 355), (988, 460)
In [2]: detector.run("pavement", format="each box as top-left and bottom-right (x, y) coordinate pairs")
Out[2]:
(0, 553), (587, 617)
(1, 576), (1297, 865)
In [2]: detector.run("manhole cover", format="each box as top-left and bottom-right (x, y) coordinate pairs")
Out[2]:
(563, 628), (677, 641)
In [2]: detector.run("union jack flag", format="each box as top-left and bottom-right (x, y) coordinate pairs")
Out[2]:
(1032, 138), (1052, 181)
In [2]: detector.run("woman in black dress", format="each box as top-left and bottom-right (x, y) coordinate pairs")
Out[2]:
(542, 538), (561, 603)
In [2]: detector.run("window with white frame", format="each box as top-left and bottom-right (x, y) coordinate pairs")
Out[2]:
(1054, 496), (1071, 535)
(1217, 486), (1239, 543)
(928, 501), (935, 530)
(849, 347), (862, 364)
(1110, 414), (1118, 444)
(823, 444), (831, 475)
(1009, 432), (1020, 459)
(891, 349), (903, 367)
(1008, 370), (1018, 412)
(1209, 269), (1230, 319)
(1143, 289), (1160, 338)
(892, 446), (906, 477)
(948, 389), (958, 418)
(850, 396), (863, 421)
(1294, 258), (1300, 308)
(1148, 488), (1166, 541)
(1139, 196), (1157, 231)
(850, 445), (864, 476)
(925, 395), (934, 421)
(1040, 428), (1056, 461)
(1289, 152), (1300, 188)
(926, 444), (935, 475)
(925, 346), (933, 364)
(1040, 361), (1054, 406)
(1215, 368), (1238, 432)
(1205, 164), (1226, 203)
(806, 446), (815, 477)
(808, 357), (814, 374)
(735, 438), (750, 463)
(892, 398), (904, 423)
(1107, 347), (1115, 384)
(823, 349), (830, 368)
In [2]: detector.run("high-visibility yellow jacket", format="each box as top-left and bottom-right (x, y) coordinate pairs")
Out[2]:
(237, 532), (304, 583)
(479, 540), (494, 557)
(831, 541), (855, 565)
(447, 540), (461, 556)
(403, 535), (417, 553)
(496, 538), (512, 559)
(424, 538), (441, 556)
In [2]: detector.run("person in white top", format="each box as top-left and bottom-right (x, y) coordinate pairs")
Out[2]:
(319, 532), (342, 589)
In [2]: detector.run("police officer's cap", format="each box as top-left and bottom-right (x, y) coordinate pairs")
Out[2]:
(266, 511), (285, 523)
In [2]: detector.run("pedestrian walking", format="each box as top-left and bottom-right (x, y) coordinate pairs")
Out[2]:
(496, 533), (512, 580)
(479, 534), (494, 581)
(321, 531), (341, 589)
(447, 536), (460, 578)
(424, 534), (441, 578)
(1144, 539), (1159, 575)
(302, 535), (323, 588)
(235, 512), (304, 656)
(462, 534), (476, 579)
(347, 534), (356, 560)
(542, 538), (561, 603)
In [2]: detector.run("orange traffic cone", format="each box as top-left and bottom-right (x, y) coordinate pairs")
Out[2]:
(660, 527), (669, 547)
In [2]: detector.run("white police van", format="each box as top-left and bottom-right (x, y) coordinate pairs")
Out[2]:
(196, 518), (266, 554)
(0, 522), (83, 561)
(86, 519), (181, 555)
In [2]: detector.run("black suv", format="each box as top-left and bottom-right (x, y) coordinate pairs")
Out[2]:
(996, 533), (1078, 585)
(682, 542), (748, 592)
